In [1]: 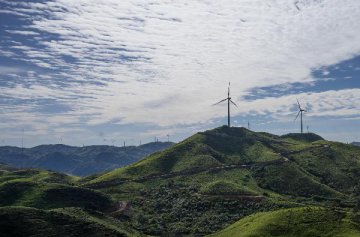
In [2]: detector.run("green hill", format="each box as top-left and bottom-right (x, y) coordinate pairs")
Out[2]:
(88, 126), (359, 200)
(208, 207), (360, 237)
(89, 126), (282, 183)
(81, 126), (360, 235)
(0, 166), (114, 210)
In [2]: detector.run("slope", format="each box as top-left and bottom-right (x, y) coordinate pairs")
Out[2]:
(208, 207), (360, 237)
(88, 126), (357, 200)
(0, 166), (113, 210)
(0, 206), (135, 237)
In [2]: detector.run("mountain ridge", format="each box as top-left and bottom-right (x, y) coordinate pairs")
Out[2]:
(0, 142), (174, 176)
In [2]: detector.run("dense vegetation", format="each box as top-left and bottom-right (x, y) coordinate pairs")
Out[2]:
(1, 126), (359, 236)
(0, 207), (130, 237)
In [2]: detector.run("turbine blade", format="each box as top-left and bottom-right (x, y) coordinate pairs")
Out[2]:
(212, 98), (227, 106)
(296, 98), (301, 109)
(294, 110), (300, 121)
(230, 99), (238, 107)
(228, 82), (230, 97)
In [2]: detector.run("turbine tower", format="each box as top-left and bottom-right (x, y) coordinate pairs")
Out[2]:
(213, 82), (238, 127)
(295, 99), (306, 134)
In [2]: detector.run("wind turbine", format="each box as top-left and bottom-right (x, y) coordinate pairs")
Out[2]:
(213, 82), (238, 127)
(294, 99), (306, 134)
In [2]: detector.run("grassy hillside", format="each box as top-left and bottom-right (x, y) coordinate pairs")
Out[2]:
(89, 127), (283, 183)
(0, 166), (113, 210)
(208, 207), (360, 237)
(0, 165), (78, 184)
(88, 126), (359, 201)
(0, 165), (146, 236)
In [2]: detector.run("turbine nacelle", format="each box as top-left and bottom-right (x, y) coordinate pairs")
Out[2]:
(212, 82), (238, 127)
(294, 98), (307, 133)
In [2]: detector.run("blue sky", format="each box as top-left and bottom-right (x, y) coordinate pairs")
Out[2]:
(0, 0), (359, 147)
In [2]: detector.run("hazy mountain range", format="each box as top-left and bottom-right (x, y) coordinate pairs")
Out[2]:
(0, 142), (173, 176)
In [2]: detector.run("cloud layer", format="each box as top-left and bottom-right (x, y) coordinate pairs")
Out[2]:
(0, 0), (359, 145)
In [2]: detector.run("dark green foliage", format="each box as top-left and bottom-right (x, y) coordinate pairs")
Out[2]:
(252, 163), (339, 198)
(129, 183), (284, 236)
(0, 207), (127, 237)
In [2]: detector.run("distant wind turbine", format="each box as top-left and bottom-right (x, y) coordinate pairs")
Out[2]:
(213, 82), (238, 127)
(294, 99), (306, 134)
(21, 129), (24, 150)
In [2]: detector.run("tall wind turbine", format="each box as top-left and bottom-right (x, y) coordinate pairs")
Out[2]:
(295, 99), (306, 133)
(213, 82), (238, 127)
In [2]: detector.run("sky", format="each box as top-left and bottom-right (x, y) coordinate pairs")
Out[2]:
(0, 0), (359, 147)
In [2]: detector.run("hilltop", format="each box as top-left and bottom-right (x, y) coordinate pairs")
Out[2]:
(0, 142), (173, 176)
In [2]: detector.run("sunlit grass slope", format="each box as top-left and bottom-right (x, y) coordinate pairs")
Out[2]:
(0, 166), (112, 210)
(208, 207), (360, 237)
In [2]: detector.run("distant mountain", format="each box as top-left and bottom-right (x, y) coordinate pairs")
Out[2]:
(0, 142), (173, 176)
(351, 142), (360, 147)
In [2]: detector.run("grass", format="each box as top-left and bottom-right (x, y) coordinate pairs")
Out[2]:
(252, 162), (343, 198)
(208, 207), (360, 237)
(199, 180), (258, 196)
(0, 180), (113, 210)
(53, 207), (144, 236)
(0, 168), (78, 185)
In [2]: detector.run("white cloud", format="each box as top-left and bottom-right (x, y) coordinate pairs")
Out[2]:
(1, 0), (360, 144)
(5, 30), (39, 36)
